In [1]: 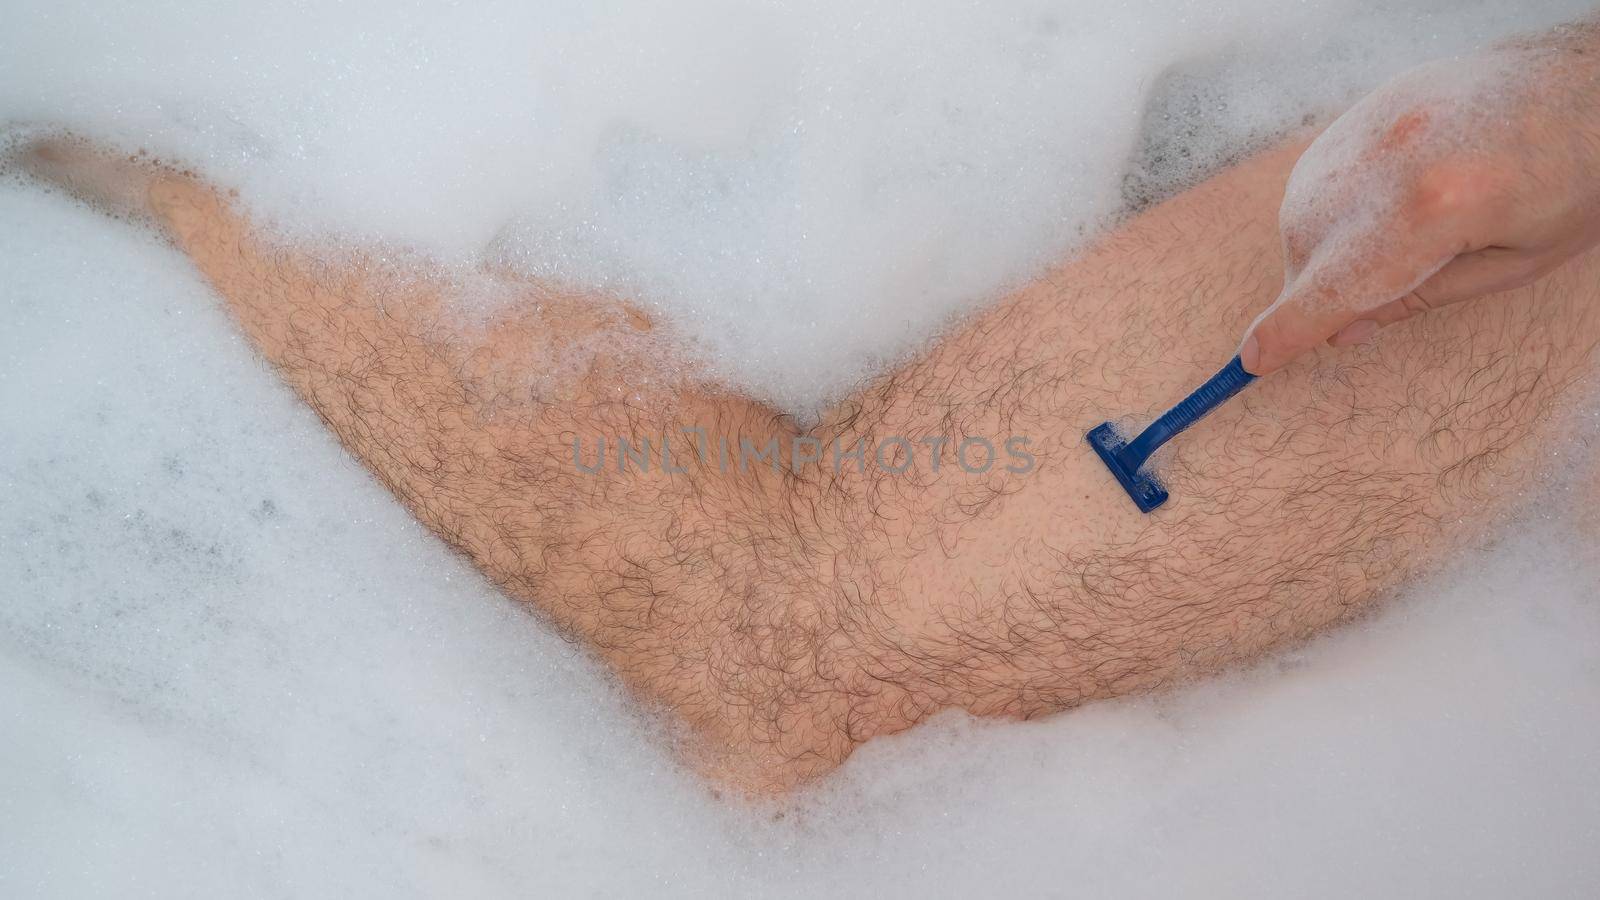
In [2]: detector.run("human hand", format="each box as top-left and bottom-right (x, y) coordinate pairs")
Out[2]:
(1241, 22), (1600, 375)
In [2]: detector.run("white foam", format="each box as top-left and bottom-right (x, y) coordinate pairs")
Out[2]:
(3, 1), (1598, 895)
(3, 0), (1590, 408)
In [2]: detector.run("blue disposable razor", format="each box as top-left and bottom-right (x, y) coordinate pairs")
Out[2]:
(1085, 356), (1256, 513)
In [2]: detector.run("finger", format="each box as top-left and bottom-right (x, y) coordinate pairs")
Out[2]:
(1328, 317), (1380, 347)
(1416, 244), (1572, 302)
(1242, 288), (1374, 374)
(1242, 210), (1475, 374)
(1345, 286), (1444, 332)
(1244, 253), (1450, 374)
(1342, 246), (1562, 333)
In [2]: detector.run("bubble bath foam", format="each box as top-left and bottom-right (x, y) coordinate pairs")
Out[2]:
(2, 1), (1597, 895)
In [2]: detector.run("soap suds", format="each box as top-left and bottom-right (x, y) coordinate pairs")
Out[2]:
(3, 0), (1591, 410)
(3, 1), (1597, 895)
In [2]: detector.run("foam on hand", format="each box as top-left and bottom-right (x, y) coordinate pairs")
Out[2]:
(1263, 45), (1566, 328)
(2, 1), (1598, 896)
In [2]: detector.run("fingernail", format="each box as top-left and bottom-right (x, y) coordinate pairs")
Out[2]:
(1330, 319), (1379, 347)
(1240, 333), (1261, 373)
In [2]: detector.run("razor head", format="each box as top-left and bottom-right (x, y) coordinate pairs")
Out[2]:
(1086, 422), (1169, 513)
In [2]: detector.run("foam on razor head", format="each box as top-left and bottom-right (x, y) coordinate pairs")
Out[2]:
(1086, 422), (1169, 513)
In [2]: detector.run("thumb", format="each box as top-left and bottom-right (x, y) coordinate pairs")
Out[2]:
(1243, 229), (1460, 375)
(1239, 288), (1371, 375)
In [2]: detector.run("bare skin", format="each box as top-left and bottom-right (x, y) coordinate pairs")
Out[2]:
(9, 129), (1599, 793)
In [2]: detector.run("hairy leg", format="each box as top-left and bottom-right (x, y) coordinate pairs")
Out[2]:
(12, 133), (1598, 792)
(828, 138), (1600, 722)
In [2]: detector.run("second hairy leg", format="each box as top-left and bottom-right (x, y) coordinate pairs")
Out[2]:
(9, 137), (892, 787)
(11, 132), (1598, 793)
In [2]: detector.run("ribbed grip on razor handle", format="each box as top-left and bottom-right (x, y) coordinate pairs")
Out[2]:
(1121, 356), (1256, 467)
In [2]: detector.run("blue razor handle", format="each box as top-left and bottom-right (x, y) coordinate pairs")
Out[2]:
(1086, 355), (1257, 513)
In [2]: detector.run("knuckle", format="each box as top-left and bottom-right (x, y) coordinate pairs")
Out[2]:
(1399, 290), (1435, 315)
(1405, 161), (1497, 222)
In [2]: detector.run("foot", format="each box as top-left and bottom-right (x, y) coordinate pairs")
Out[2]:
(3, 129), (184, 223)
